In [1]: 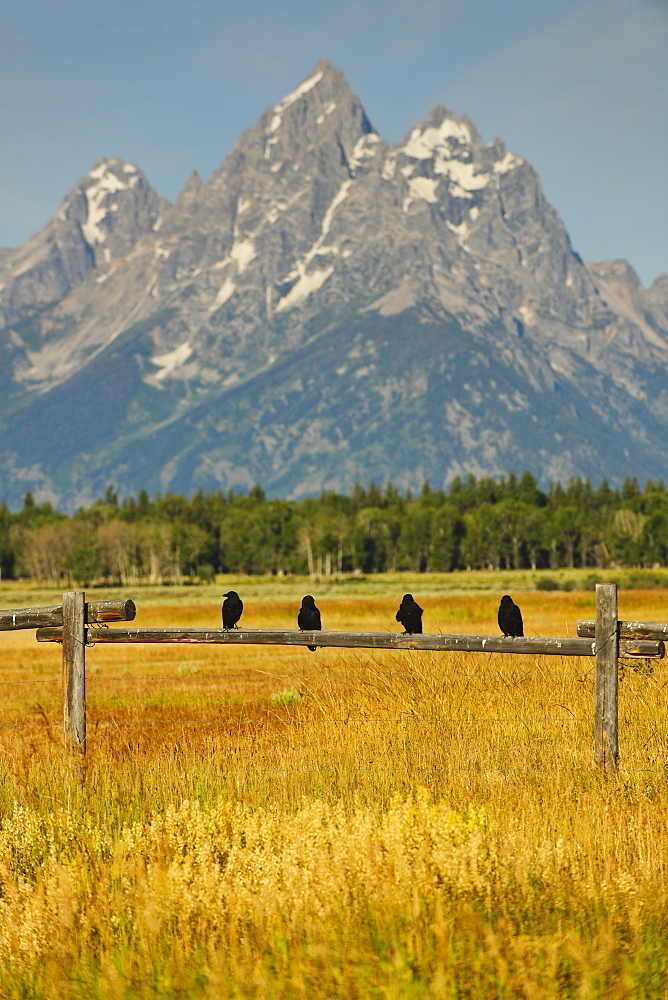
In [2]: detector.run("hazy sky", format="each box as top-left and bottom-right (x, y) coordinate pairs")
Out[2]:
(1, 0), (666, 284)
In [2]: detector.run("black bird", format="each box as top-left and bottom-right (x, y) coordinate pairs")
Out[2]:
(498, 595), (523, 637)
(222, 591), (243, 629)
(395, 593), (423, 634)
(298, 595), (321, 651)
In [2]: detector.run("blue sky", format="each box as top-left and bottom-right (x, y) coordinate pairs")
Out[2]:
(1, 0), (666, 284)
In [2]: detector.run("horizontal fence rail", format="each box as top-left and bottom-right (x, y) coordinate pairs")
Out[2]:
(35, 626), (664, 659)
(0, 598), (136, 631)
(578, 619), (668, 641)
(2, 586), (667, 771)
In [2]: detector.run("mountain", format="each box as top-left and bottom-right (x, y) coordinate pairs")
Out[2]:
(1, 60), (667, 509)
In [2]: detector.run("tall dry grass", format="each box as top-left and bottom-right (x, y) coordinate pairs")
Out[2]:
(0, 585), (667, 997)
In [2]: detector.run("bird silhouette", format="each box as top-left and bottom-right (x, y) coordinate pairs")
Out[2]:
(395, 593), (423, 634)
(222, 591), (243, 629)
(297, 595), (321, 651)
(498, 595), (523, 637)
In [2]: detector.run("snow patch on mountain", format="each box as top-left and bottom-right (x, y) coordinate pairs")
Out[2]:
(405, 176), (439, 207)
(447, 219), (470, 239)
(402, 117), (472, 159)
(275, 266), (334, 312)
(151, 341), (193, 380)
(399, 116), (496, 198)
(269, 69), (324, 132)
(518, 304), (537, 326)
(265, 69), (324, 156)
(210, 277), (236, 312)
(494, 152), (523, 174)
(318, 180), (351, 242)
(210, 238), (256, 284)
(229, 238), (256, 274)
(81, 163), (129, 247)
(316, 101), (336, 124)
(280, 180), (352, 295)
(350, 133), (382, 172)
(381, 155), (397, 180)
(440, 160), (491, 196)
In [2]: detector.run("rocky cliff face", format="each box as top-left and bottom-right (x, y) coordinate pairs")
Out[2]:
(0, 158), (163, 327)
(0, 60), (666, 509)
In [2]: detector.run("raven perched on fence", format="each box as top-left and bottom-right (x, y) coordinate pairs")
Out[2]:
(498, 595), (523, 637)
(297, 595), (321, 651)
(222, 591), (243, 629)
(395, 594), (423, 634)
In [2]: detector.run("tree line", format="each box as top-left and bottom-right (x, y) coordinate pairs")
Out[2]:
(1, 472), (667, 586)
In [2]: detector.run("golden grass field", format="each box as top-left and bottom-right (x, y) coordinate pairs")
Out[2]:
(1, 574), (668, 998)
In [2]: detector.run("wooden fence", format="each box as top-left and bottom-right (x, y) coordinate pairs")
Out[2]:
(1, 596), (136, 754)
(2, 583), (666, 772)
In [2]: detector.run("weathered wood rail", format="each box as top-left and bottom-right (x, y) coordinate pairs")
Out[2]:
(578, 620), (668, 640)
(35, 626), (664, 659)
(3, 583), (668, 773)
(0, 598), (136, 631)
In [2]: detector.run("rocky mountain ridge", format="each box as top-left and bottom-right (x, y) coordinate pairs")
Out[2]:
(0, 60), (666, 509)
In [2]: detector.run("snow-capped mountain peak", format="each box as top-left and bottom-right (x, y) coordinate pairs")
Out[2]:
(71, 156), (162, 262)
(395, 107), (524, 206)
(78, 158), (141, 249)
(1, 61), (666, 509)
(0, 156), (163, 331)
(256, 59), (376, 168)
(401, 107), (475, 158)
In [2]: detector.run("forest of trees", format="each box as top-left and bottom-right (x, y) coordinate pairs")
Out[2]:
(1, 472), (668, 586)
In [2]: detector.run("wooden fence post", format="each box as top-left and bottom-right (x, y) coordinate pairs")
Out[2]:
(62, 591), (86, 757)
(594, 583), (619, 771)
